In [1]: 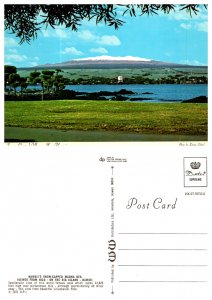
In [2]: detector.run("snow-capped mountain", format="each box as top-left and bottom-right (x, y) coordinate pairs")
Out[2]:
(34, 55), (192, 69)
(73, 55), (151, 62)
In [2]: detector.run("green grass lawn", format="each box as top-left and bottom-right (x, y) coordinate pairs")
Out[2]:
(5, 100), (207, 137)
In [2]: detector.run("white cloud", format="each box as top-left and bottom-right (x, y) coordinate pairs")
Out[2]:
(5, 61), (13, 66)
(55, 28), (68, 38)
(27, 57), (39, 66)
(4, 37), (18, 47)
(42, 27), (121, 48)
(180, 59), (206, 66)
(61, 47), (83, 55)
(42, 30), (50, 37)
(180, 21), (207, 32)
(180, 23), (192, 30)
(77, 29), (121, 46)
(78, 30), (97, 41)
(5, 54), (28, 62)
(90, 47), (108, 54)
(168, 10), (191, 21)
(81, 19), (104, 28)
(42, 28), (69, 38)
(97, 35), (121, 46)
(5, 44), (40, 66)
(169, 7), (207, 33)
(195, 21), (207, 32)
(7, 49), (18, 54)
(29, 62), (39, 67)
(168, 7), (207, 21)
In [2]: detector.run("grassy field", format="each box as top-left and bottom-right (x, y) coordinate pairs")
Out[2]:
(5, 100), (207, 141)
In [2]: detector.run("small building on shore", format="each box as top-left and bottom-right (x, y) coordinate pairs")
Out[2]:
(117, 76), (124, 83)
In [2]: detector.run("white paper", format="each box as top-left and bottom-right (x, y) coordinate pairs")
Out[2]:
(0, 143), (211, 299)
(1, 1), (211, 300)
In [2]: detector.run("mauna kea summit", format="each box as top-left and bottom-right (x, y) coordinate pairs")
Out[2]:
(34, 55), (199, 69)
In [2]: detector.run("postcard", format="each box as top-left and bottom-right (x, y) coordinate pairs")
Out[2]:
(1, 2), (211, 300)
(0, 145), (210, 299)
(4, 2), (208, 143)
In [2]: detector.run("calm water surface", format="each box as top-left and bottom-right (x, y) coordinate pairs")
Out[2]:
(65, 84), (207, 102)
(25, 84), (207, 103)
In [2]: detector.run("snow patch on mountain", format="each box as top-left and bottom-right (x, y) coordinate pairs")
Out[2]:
(73, 55), (151, 62)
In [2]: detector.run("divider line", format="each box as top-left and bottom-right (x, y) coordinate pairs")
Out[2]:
(118, 264), (207, 267)
(118, 232), (208, 235)
(118, 248), (207, 251)
(119, 280), (207, 283)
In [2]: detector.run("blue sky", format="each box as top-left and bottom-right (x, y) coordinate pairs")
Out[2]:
(4, 6), (208, 68)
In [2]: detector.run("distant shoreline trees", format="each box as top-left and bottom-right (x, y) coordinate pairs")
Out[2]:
(4, 64), (208, 101)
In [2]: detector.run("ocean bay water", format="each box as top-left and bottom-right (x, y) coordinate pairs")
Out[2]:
(22, 84), (208, 103)
(64, 84), (207, 102)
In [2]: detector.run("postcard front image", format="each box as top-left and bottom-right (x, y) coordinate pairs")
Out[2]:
(1, 3), (211, 300)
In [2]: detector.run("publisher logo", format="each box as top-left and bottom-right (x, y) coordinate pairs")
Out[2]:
(99, 157), (105, 162)
(184, 157), (207, 187)
(190, 161), (201, 169)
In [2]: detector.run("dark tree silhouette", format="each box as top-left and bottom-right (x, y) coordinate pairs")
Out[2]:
(5, 65), (28, 95)
(5, 4), (207, 44)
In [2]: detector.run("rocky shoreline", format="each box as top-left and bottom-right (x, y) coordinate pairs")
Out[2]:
(5, 89), (208, 103)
